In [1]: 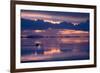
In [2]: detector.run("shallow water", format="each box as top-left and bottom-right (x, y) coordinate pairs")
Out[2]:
(21, 29), (89, 63)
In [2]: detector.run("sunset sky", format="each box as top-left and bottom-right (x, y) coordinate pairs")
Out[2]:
(21, 10), (89, 25)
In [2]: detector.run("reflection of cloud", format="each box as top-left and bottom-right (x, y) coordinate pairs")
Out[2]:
(21, 49), (89, 62)
(58, 29), (89, 36)
(21, 29), (89, 44)
(58, 30), (89, 43)
(44, 47), (61, 55)
(21, 54), (52, 61)
(60, 38), (88, 43)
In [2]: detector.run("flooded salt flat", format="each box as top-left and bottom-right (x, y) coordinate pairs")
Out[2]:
(21, 29), (89, 63)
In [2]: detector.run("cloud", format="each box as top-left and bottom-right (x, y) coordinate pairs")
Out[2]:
(21, 10), (89, 25)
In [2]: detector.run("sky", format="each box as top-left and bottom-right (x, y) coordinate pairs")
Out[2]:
(21, 10), (89, 25)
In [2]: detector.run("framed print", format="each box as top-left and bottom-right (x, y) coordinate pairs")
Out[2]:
(11, 0), (97, 73)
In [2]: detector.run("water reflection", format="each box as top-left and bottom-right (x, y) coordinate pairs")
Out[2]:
(21, 29), (89, 63)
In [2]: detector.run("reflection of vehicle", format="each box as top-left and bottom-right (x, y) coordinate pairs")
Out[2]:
(34, 41), (44, 55)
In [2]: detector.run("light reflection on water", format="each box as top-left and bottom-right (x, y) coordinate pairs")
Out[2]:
(21, 29), (89, 63)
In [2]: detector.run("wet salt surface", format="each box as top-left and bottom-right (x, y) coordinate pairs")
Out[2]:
(21, 29), (89, 63)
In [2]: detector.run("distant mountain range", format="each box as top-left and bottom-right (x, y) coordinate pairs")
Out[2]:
(21, 18), (89, 31)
